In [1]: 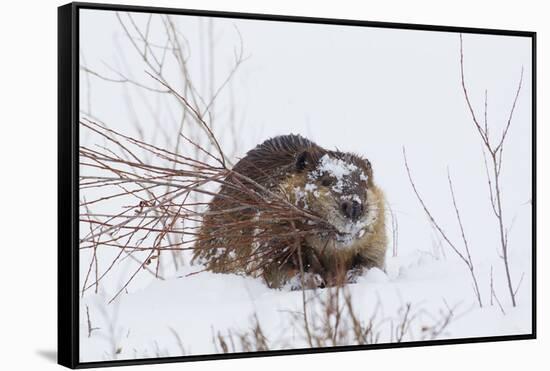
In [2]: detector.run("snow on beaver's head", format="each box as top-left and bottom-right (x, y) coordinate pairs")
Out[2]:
(282, 147), (384, 253)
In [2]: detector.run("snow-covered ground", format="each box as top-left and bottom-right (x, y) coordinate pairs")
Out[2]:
(78, 9), (533, 363)
(80, 249), (532, 362)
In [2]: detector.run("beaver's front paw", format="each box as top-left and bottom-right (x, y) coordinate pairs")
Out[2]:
(287, 272), (325, 290)
(345, 268), (366, 284)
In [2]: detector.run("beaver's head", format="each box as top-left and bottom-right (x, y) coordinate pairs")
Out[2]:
(284, 148), (379, 250)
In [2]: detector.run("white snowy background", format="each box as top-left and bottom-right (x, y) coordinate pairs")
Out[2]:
(77, 9), (532, 362)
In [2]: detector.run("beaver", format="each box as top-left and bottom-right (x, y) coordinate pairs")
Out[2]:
(192, 134), (387, 289)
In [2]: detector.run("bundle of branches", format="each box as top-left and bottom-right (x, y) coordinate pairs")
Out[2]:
(79, 86), (337, 301)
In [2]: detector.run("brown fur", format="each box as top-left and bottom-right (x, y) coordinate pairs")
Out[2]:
(192, 134), (387, 289)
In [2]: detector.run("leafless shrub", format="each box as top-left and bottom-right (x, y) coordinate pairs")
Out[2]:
(168, 328), (187, 356)
(86, 305), (100, 338)
(212, 315), (269, 353)
(403, 150), (483, 307)
(79, 12), (357, 303)
(490, 266), (506, 315)
(80, 12), (248, 292)
(417, 300), (458, 340)
(214, 285), (460, 351)
(459, 34), (524, 307)
(90, 294), (124, 359)
(388, 203), (399, 258)
(401, 34), (525, 308)
(80, 106), (346, 304)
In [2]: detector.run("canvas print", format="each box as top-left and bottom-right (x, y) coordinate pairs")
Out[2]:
(76, 6), (533, 364)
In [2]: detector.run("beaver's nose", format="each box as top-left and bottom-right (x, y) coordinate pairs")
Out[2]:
(340, 200), (363, 221)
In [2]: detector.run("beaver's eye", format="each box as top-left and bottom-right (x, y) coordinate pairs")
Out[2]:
(321, 176), (334, 187)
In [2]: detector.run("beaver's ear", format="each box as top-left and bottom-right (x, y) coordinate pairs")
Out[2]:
(295, 150), (317, 172)
(363, 159), (372, 174)
(361, 158), (373, 180)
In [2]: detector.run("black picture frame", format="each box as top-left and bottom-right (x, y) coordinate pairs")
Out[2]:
(58, 2), (537, 369)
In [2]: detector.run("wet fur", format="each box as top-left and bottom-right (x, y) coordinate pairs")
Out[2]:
(192, 134), (387, 289)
